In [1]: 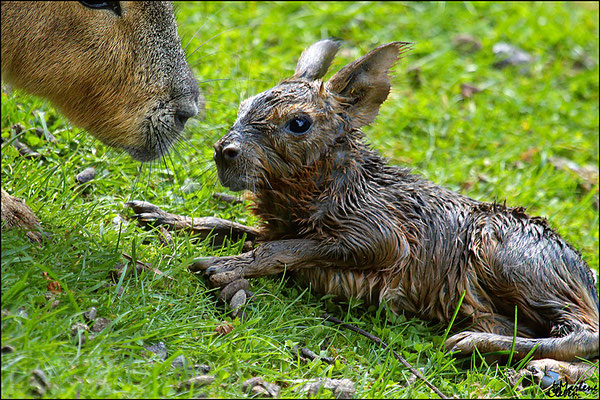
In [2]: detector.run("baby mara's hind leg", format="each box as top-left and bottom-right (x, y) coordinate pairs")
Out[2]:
(445, 314), (534, 356)
(521, 358), (598, 387)
(446, 316), (599, 384)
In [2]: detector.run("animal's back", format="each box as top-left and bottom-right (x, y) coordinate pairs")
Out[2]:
(296, 157), (599, 344)
(464, 202), (599, 333)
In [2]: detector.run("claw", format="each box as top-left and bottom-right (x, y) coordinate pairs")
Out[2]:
(218, 278), (250, 303)
(205, 266), (219, 275)
(188, 257), (218, 272)
(519, 361), (570, 390)
(527, 365), (543, 375)
(125, 200), (163, 214)
(540, 370), (560, 390)
(128, 212), (162, 223)
(210, 269), (244, 287)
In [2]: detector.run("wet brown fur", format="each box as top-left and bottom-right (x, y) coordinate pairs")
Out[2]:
(195, 40), (599, 381)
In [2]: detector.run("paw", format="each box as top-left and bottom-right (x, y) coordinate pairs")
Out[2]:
(125, 198), (162, 226)
(218, 278), (253, 320)
(188, 257), (244, 287)
(189, 257), (222, 272)
(445, 331), (476, 355)
(217, 278), (250, 304)
(519, 360), (562, 390)
(129, 212), (166, 225)
(125, 200), (174, 226)
(125, 200), (164, 215)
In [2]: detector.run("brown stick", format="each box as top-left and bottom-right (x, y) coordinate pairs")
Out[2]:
(13, 138), (42, 159)
(121, 252), (176, 281)
(292, 345), (335, 365)
(321, 313), (448, 399)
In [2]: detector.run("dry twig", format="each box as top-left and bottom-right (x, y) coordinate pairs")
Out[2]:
(121, 252), (176, 281)
(321, 313), (448, 399)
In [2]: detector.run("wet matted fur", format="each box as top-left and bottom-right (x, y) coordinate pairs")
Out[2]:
(192, 40), (599, 384)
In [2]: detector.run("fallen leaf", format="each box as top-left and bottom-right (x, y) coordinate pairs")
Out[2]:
(70, 323), (90, 346)
(42, 272), (62, 294)
(461, 83), (482, 99)
(215, 321), (234, 336)
(144, 342), (168, 361)
(90, 317), (111, 333)
(549, 156), (598, 191)
(492, 42), (533, 69)
(291, 378), (356, 399)
(452, 34), (482, 53)
(1, 344), (16, 354)
(242, 377), (281, 398)
(74, 167), (96, 184)
(29, 369), (49, 396)
(519, 147), (539, 162)
(83, 307), (97, 322)
(176, 375), (215, 392)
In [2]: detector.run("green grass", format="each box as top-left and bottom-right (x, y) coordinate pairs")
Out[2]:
(2, 2), (598, 398)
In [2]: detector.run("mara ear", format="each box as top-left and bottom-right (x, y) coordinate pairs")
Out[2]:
(326, 42), (413, 127)
(293, 39), (342, 81)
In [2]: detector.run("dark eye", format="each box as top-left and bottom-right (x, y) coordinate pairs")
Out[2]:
(285, 116), (312, 135)
(79, 1), (122, 16)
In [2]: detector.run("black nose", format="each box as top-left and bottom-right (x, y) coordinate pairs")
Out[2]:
(174, 104), (197, 128)
(214, 141), (241, 165)
(222, 143), (240, 161)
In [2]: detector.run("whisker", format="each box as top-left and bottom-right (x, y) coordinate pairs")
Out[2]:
(183, 5), (226, 52)
(197, 78), (246, 85)
(195, 163), (218, 181)
(187, 25), (249, 61)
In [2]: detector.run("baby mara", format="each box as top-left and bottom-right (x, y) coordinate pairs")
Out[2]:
(193, 40), (599, 384)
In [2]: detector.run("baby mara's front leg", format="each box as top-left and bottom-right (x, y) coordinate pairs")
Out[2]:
(190, 239), (346, 287)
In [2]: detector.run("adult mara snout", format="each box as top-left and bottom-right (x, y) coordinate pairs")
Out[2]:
(1, 1), (200, 162)
(125, 58), (200, 161)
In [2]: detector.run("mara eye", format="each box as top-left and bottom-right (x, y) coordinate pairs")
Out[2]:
(79, 1), (122, 16)
(285, 116), (312, 135)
